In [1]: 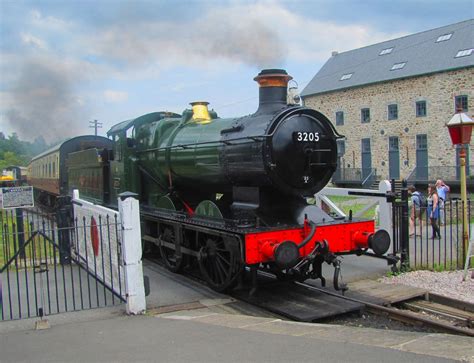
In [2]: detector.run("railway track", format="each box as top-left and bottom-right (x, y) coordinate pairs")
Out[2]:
(292, 280), (474, 337)
(147, 257), (474, 337)
(402, 294), (473, 329)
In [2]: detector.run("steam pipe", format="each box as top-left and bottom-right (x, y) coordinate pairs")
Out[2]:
(298, 222), (317, 249)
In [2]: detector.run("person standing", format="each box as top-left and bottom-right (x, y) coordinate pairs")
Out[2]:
(408, 185), (423, 236)
(427, 184), (441, 239)
(435, 179), (450, 225)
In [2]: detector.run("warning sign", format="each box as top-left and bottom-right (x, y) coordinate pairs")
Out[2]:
(0, 186), (34, 209)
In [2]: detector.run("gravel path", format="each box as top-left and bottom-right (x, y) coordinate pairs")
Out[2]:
(380, 270), (474, 304)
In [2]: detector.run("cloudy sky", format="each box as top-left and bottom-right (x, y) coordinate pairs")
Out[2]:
(0, 0), (472, 142)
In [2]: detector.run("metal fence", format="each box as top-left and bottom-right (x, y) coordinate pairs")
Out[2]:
(392, 191), (473, 271)
(0, 206), (125, 321)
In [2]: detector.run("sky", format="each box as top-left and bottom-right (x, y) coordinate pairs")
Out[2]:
(0, 0), (472, 142)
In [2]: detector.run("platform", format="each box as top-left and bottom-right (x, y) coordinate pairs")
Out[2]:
(345, 279), (428, 306)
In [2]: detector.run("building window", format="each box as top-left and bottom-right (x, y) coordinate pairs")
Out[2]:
(455, 95), (468, 112)
(388, 104), (398, 120)
(379, 47), (393, 55)
(389, 136), (399, 151)
(436, 33), (452, 42)
(337, 139), (345, 156)
(455, 48), (473, 58)
(340, 73), (353, 81)
(416, 134), (428, 150)
(361, 108), (370, 123)
(391, 62), (406, 70)
(335, 111), (344, 126)
(416, 101), (427, 117)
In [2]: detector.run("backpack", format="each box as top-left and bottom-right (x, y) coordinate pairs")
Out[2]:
(413, 191), (427, 208)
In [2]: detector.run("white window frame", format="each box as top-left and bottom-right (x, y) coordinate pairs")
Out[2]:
(340, 73), (353, 81)
(379, 47), (393, 55)
(391, 62), (406, 71)
(436, 33), (452, 42)
(455, 49), (473, 58)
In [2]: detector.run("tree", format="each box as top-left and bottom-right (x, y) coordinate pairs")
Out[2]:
(0, 133), (50, 170)
(0, 151), (28, 171)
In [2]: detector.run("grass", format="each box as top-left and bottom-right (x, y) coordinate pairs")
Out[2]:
(0, 210), (46, 267)
(430, 263), (458, 272)
(326, 195), (358, 203)
(325, 195), (378, 221)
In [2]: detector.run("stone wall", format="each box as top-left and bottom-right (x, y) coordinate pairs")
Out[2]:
(303, 67), (474, 180)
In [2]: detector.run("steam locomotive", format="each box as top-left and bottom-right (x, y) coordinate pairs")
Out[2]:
(30, 69), (390, 292)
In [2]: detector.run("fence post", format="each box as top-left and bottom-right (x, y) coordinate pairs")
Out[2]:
(56, 196), (72, 265)
(15, 208), (25, 259)
(378, 180), (393, 250)
(400, 180), (410, 271)
(118, 192), (146, 315)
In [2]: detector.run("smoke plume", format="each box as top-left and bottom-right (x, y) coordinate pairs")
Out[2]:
(4, 59), (85, 142)
(92, 6), (286, 69)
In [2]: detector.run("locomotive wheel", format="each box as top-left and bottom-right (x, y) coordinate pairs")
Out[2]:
(198, 236), (242, 292)
(159, 226), (183, 273)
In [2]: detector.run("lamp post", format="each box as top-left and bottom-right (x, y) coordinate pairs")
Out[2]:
(446, 111), (474, 261)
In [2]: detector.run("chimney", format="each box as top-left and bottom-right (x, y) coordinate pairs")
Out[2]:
(253, 69), (292, 115)
(332, 51), (338, 56)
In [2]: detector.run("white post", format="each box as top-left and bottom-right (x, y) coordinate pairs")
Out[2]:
(118, 192), (146, 315)
(378, 180), (393, 251)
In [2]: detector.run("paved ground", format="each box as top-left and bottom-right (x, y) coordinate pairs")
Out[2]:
(1, 304), (472, 362)
(1, 260), (473, 363)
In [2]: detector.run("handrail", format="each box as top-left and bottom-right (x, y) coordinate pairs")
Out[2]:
(362, 168), (376, 188)
(405, 167), (416, 181)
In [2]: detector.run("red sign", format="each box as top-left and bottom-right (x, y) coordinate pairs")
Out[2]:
(90, 217), (100, 256)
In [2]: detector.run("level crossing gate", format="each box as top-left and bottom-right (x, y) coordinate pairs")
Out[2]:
(0, 190), (145, 321)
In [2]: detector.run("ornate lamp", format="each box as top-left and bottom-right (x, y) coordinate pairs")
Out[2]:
(446, 112), (474, 145)
(446, 111), (473, 262)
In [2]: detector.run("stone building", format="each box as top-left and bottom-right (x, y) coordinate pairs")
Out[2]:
(301, 20), (473, 187)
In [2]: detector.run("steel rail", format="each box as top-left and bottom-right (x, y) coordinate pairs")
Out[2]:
(293, 280), (474, 337)
(402, 300), (473, 328)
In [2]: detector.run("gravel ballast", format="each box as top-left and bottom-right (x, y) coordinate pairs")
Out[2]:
(380, 270), (474, 304)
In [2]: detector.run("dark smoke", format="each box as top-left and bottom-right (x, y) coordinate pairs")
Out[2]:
(94, 9), (286, 68)
(5, 59), (85, 142)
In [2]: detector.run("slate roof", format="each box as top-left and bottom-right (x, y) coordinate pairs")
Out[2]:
(301, 19), (474, 98)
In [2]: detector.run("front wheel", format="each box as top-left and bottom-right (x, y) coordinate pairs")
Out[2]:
(159, 225), (184, 273)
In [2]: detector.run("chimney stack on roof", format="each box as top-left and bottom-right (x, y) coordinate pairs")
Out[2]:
(331, 51), (339, 56)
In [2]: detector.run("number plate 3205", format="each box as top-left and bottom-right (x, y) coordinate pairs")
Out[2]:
(294, 131), (320, 142)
